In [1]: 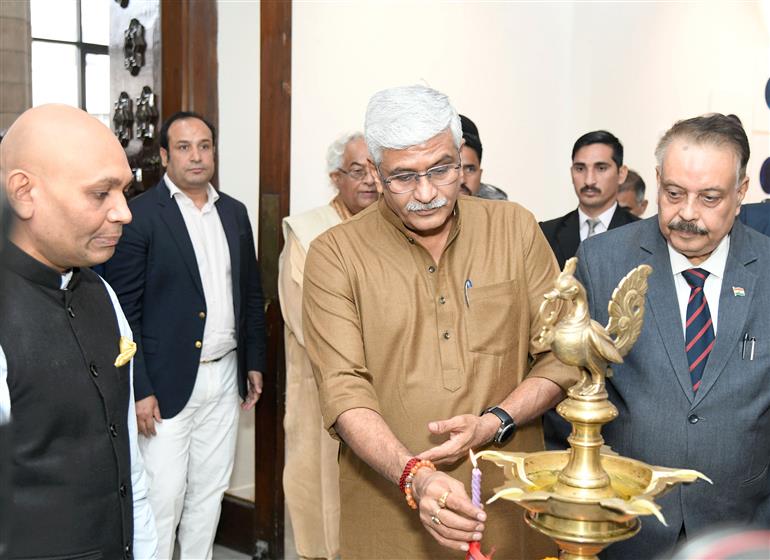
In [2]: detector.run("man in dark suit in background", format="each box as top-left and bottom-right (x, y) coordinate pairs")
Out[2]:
(540, 130), (638, 269)
(458, 114), (509, 200)
(617, 168), (648, 217)
(563, 114), (770, 558)
(104, 111), (266, 559)
(739, 201), (770, 236)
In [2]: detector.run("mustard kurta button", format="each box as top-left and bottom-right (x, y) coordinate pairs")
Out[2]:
(442, 331), (451, 339)
(198, 311), (206, 319)
(428, 265), (436, 273)
(195, 340), (202, 349)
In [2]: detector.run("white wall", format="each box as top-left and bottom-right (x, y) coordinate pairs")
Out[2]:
(218, 0), (260, 234)
(292, 1), (770, 220)
(217, 0), (260, 501)
(217, 0), (770, 500)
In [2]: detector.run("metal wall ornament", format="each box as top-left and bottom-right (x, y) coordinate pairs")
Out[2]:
(123, 18), (147, 76)
(135, 86), (159, 142)
(113, 92), (134, 147)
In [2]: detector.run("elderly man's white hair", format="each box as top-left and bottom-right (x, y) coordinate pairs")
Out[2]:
(364, 85), (462, 166)
(326, 131), (365, 175)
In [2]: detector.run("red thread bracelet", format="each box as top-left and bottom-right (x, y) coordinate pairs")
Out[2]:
(399, 457), (420, 493)
(402, 458), (436, 509)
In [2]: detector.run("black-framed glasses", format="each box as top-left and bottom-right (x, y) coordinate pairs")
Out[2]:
(337, 166), (369, 181)
(379, 161), (462, 194)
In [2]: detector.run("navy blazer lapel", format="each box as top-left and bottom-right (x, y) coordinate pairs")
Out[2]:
(693, 223), (758, 407)
(156, 181), (205, 298)
(556, 210), (580, 268)
(216, 196), (242, 316)
(639, 220), (694, 403)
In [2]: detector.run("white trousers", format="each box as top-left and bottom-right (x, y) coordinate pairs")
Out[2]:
(140, 351), (240, 560)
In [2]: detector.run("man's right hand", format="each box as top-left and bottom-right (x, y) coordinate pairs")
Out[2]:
(136, 395), (162, 437)
(411, 469), (486, 553)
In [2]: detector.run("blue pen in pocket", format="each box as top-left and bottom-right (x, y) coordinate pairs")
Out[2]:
(464, 279), (473, 307)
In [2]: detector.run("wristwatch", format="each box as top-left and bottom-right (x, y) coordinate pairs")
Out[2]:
(481, 406), (517, 445)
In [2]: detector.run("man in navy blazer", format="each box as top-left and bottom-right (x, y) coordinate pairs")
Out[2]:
(556, 114), (770, 559)
(739, 201), (770, 236)
(103, 112), (266, 559)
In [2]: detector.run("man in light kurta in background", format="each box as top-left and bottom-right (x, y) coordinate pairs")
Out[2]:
(279, 132), (377, 559)
(303, 85), (579, 559)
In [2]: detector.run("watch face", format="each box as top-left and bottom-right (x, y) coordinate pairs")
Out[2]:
(497, 423), (516, 445)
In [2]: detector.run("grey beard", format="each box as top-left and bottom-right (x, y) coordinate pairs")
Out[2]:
(406, 198), (448, 212)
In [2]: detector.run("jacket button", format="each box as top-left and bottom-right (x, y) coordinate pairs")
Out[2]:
(688, 414), (700, 424)
(120, 483), (127, 497)
(428, 265), (436, 273)
(89, 363), (99, 377)
(438, 296), (446, 305)
(442, 331), (451, 340)
(198, 311), (206, 319)
(110, 423), (118, 437)
(195, 340), (202, 349)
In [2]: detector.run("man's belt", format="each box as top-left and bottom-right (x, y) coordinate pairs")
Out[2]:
(200, 348), (235, 364)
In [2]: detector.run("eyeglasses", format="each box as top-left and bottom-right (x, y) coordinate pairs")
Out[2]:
(337, 166), (369, 181)
(379, 162), (462, 194)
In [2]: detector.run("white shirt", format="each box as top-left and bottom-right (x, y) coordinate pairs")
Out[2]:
(166, 174), (237, 362)
(0, 274), (158, 558)
(578, 202), (618, 241)
(667, 234), (730, 338)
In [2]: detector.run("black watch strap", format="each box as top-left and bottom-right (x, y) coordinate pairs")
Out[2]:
(481, 406), (516, 445)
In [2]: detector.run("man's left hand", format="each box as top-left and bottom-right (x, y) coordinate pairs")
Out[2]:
(242, 370), (263, 410)
(418, 414), (499, 465)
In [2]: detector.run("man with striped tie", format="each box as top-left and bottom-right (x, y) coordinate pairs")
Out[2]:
(560, 113), (770, 559)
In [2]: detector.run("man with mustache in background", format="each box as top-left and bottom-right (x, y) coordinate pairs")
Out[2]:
(549, 113), (770, 558)
(540, 130), (639, 270)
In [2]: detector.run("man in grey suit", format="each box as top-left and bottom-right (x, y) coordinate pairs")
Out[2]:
(565, 114), (770, 558)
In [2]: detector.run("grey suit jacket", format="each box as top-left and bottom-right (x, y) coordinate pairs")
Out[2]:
(573, 217), (770, 559)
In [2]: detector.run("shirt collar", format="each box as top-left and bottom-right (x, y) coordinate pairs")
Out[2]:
(60, 270), (74, 290)
(165, 173), (219, 210)
(578, 202), (617, 229)
(667, 234), (730, 278)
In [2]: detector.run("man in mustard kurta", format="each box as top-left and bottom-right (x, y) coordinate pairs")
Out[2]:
(279, 132), (377, 559)
(303, 85), (579, 559)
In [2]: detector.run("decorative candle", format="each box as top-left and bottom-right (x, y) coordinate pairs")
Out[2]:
(470, 449), (481, 507)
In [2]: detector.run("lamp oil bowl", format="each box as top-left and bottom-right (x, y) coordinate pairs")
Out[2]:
(479, 258), (710, 560)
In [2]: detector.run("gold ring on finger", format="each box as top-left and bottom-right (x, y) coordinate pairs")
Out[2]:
(438, 489), (451, 509)
(431, 513), (442, 525)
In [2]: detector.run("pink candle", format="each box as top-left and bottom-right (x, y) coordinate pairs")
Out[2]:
(470, 450), (481, 507)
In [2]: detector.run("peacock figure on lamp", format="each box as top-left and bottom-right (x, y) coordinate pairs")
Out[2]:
(476, 257), (710, 560)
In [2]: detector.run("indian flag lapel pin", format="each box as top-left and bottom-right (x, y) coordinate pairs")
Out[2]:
(732, 286), (746, 297)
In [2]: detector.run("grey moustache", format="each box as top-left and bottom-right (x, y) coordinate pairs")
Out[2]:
(406, 198), (448, 212)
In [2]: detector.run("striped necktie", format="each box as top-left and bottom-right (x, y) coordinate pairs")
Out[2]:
(682, 268), (715, 392)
